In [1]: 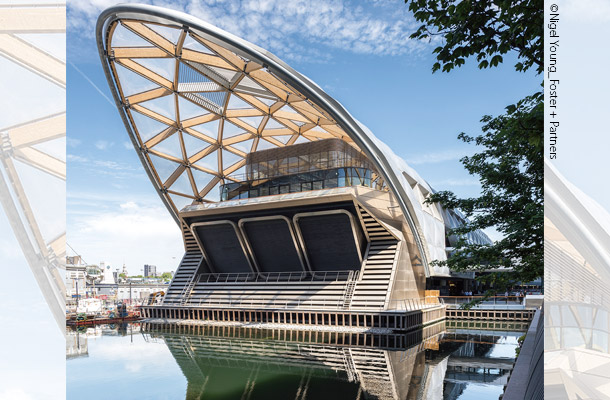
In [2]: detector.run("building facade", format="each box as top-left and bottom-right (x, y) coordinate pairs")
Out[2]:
(65, 263), (86, 302)
(144, 264), (157, 278)
(97, 5), (490, 328)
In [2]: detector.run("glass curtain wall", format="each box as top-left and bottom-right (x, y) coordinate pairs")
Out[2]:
(220, 139), (384, 200)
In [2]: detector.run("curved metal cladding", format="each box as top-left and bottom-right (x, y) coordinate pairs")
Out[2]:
(96, 4), (474, 276)
(544, 159), (610, 397)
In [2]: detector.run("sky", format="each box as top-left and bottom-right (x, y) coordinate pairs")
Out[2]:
(544, 0), (610, 212)
(65, 0), (540, 275)
(0, 4), (66, 399)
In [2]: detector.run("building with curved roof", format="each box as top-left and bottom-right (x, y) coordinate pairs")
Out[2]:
(97, 4), (489, 326)
(544, 160), (610, 398)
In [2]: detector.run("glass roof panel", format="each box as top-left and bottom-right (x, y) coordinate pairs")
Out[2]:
(203, 181), (222, 202)
(221, 149), (242, 171)
(169, 167), (194, 195)
(153, 130), (183, 159)
(255, 96), (278, 106)
(114, 63), (159, 97)
(169, 193), (194, 211)
(238, 116), (263, 129)
(182, 131), (210, 158)
(190, 119), (220, 140)
(294, 135), (311, 145)
(130, 110), (171, 142)
(145, 23), (181, 44)
(256, 138), (280, 151)
(264, 117), (285, 130)
(227, 93), (253, 110)
(230, 138), (254, 154)
(194, 149), (218, 171)
(191, 167), (214, 194)
(207, 66), (240, 82)
(112, 22), (152, 47)
(222, 120), (245, 139)
(281, 104), (298, 114)
(271, 135), (291, 144)
(183, 34), (215, 54)
(137, 57), (176, 82)
(148, 153), (181, 183)
(177, 95), (209, 120)
(139, 93), (176, 121)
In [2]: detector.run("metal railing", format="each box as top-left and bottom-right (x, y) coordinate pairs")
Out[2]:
(439, 296), (525, 308)
(229, 157), (374, 182)
(386, 298), (442, 312)
(186, 296), (443, 312)
(197, 270), (356, 284)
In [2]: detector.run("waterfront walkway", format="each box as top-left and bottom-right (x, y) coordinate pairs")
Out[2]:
(440, 295), (541, 310)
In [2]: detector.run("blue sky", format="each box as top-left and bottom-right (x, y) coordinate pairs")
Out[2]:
(66, 0), (540, 275)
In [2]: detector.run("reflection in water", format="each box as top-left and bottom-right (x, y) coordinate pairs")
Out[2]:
(66, 321), (523, 400)
(433, 322), (523, 400)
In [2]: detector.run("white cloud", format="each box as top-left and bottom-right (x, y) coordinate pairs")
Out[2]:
(93, 159), (127, 170)
(68, 0), (432, 62)
(123, 141), (133, 150)
(0, 388), (34, 400)
(563, 0), (610, 23)
(68, 202), (183, 274)
(94, 140), (113, 150)
(0, 240), (23, 261)
(431, 178), (480, 187)
(406, 148), (474, 165)
(67, 154), (88, 162)
(67, 137), (81, 148)
(68, 155), (146, 180)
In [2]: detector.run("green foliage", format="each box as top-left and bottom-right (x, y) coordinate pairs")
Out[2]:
(160, 272), (173, 281)
(516, 333), (527, 356)
(428, 93), (543, 288)
(406, 0), (544, 293)
(406, 0), (543, 74)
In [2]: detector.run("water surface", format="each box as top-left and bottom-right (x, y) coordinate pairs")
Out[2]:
(67, 321), (523, 399)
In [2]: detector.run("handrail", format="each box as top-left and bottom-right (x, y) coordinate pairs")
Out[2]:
(185, 295), (441, 312)
(438, 295), (527, 308)
(225, 157), (373, 182)
(197, 270), (356, 284)
(440, 295), (526, 299)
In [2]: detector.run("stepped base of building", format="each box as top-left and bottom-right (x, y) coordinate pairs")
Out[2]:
(140, 304), (445, 332)
(141, 319), (448, 350)
(446, 308), (534, 321)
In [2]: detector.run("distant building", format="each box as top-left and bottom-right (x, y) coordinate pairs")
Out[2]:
(100, 262), (116, 284)
(94, 282), (168, 304)
(66, 259), (86, 302)
(66, 255), (82, 266)
(144, 264), (157, 278)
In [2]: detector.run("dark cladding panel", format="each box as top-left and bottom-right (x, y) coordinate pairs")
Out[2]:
(241, 219), (303, 273)
(297, 213), (361, 271)
(193, 223), (251, 273)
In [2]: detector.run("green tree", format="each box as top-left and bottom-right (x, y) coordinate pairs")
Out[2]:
(407, 0), (543, 74)
(160, 272), (173, 281)
(405, 0), (543, 291)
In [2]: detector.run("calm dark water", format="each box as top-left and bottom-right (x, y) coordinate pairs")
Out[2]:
(66, 321), (522, 400)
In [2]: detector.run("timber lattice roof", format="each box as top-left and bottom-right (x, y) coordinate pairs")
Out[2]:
(102, 17), (361, 213)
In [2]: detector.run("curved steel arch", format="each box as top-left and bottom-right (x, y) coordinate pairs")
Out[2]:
(96, 4), (433, 273)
